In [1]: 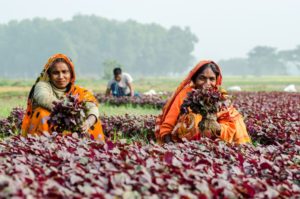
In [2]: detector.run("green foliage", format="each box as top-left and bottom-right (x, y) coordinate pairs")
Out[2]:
(219, 45), (300, 76)
(247, 46), (286, 76)
(0, 15), (197, 77)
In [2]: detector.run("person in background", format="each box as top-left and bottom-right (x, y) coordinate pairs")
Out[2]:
(105, 67), (135, 97)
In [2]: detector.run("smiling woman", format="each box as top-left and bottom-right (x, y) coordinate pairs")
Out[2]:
(48, 59), (72, 89)
(21, 54), (105, 141)
(155, 60), (251, 145)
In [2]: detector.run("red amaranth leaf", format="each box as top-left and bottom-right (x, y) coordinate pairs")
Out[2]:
(164, 151), (173, 165)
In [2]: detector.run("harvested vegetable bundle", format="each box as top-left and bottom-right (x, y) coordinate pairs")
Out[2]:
(48, 94), (86, 136)
(180, 86), (228, 137)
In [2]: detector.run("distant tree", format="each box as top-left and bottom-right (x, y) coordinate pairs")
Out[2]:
(247, 46), (286, 75)
(278, 45), (300, 75)
(218, 45), (300, 76)
(278, 45), (300, 68)
(0, 15), (198, 77)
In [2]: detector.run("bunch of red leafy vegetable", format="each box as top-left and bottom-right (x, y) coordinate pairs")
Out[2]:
(47, 94), (86, 135)
(180, 87), (227, 117)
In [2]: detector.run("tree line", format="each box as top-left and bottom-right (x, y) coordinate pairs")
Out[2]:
(0, 15), (198, 78)
(219, 45), (300, 76)
(1, 15), (298, 77)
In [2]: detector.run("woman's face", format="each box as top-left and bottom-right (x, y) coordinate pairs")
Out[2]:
(49, 62), (71, 89)
(194, 67), (217, 89)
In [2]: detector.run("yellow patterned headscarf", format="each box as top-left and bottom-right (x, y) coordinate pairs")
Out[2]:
(36, 53), (76, 85)
(21, 53), (98, 136)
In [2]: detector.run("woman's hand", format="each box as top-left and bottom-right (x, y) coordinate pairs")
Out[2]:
(207, 120), (221, 137)
(199, 115), (221, 138)
(80, 115), (97, 134)
(80, 121), (90, 133)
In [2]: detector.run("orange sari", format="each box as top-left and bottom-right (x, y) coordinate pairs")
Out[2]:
(155, 60), (251, 144)
(21, 54), (105, 141)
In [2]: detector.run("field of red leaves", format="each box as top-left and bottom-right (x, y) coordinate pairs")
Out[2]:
(0, 92), (299, 198)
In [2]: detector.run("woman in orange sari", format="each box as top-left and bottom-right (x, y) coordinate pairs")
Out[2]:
(155, 60), (251, 144)
(21, 54), (105, 141)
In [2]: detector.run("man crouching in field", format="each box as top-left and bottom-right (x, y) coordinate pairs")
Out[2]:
(105, 67), (135, 97)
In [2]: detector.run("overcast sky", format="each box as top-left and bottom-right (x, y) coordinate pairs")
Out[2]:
(1, 0), (299, 61)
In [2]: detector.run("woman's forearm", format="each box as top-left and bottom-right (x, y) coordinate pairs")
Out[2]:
(33, 82), (59, 111)
(85, 102), (99, 120)
(86, 114), (97, 127)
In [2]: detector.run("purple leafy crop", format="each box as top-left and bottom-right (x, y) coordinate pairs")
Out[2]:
(0, 135), (299, 198)
(1, 92), (299, 145)
(48, 95), (86, 135)
(95, 93), (167, 109)
(0, 91), (299, 197)
(180, 87), (227, 117)
(0, 107), (24, 137)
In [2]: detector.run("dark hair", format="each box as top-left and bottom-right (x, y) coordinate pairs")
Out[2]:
(113, 67), (122, 76)
(191, 63), (220, 83)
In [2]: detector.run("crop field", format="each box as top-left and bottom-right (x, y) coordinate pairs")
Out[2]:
(0, 77), (299, 198)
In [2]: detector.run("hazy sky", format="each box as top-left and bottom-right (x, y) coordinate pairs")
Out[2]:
(1, 0), (299, 61)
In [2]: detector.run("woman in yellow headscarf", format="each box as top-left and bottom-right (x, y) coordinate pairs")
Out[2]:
(155, 60), (251, 144)
(21, 54), (105, 141)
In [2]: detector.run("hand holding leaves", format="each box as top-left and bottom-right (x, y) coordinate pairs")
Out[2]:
(199, 114), (221, 138)
(48, 94), (87, 136)
(180, 86), (226, 139)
